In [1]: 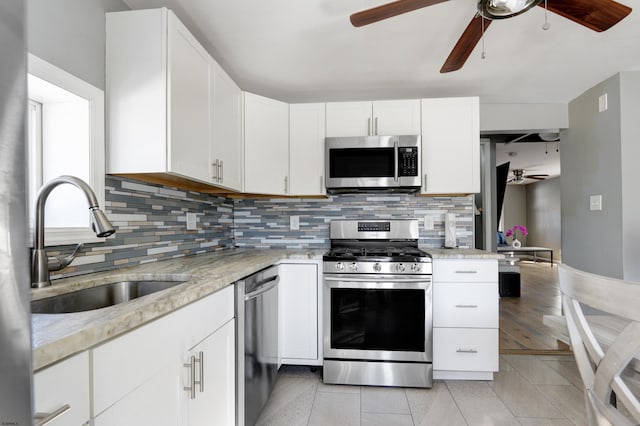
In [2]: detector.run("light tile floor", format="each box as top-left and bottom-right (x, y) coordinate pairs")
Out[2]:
(256, 355), (586, 426)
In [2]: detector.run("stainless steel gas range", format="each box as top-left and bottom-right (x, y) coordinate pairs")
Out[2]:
(322, 219), (433, 388)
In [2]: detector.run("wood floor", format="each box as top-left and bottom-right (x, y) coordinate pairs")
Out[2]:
(499, 261), (572, 354)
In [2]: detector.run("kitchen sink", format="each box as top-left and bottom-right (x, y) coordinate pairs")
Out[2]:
(31, 279), (187, 314)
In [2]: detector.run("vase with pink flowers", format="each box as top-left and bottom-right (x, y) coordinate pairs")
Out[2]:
(505, 225), (528, 248)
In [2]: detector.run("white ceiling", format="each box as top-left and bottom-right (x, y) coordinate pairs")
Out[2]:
(122, 0), (640, 104)
(495, 139), (561, 185)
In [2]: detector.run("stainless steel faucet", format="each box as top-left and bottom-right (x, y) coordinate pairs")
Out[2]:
(31, 175), (116, 288)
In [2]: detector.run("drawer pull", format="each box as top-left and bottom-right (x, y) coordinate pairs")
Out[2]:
(184, 352), (203, 399)
(455, 304), (478, 308)
(455, 270), (478, 274)
(34, 404), (71, 426)
(456, 348), (478, 354)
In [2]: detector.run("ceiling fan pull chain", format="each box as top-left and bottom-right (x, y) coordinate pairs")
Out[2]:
(481, 16), (486, 59)
(542, 0), (551, 30)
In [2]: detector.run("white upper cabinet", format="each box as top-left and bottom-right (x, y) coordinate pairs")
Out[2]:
(326, 100), (421, 137)
(244, 92), (290, 195)
(107, 8), (212, 183)
(289, 103), (326, 196)
(211, 61), (243, 191)
(421, 97), (480, 194)
(372, 99), (421, 135)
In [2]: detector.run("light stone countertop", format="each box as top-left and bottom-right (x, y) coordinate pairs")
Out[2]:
(31, 248), (324, 371)
(31, 246), (501, 371)
(425, 248), (505, 259)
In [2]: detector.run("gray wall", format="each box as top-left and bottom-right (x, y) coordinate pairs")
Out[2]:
(561, 74), (624, 278)
(27, 0), (129, 90)
(503, 184), (528, 246)
(526, 177), (561, 262)
(620, 72), (640, 281)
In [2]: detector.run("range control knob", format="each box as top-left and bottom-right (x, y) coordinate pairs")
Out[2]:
(335, 262), (345, 272)
(411, 263), (422, 273)
(373, 263), (382, 272)
(349, 262), (359, 272)
(396, 263), (406, 273)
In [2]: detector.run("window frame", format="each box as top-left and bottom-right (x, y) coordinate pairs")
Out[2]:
(27, 53), (106, 247)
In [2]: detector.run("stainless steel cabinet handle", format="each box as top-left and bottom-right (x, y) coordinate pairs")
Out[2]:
(455, 304), (479, 308)
(219, 161), (224, 183)
(184, 355), (197, 399)
(34, 404), (71, 426)
(367, 117), (371, 136)
(456, 349), (478, 354)
(197, 351), (204, 393)
(374, 117), (378, 135)
(284, 176), (288, 193)
(320, 176), (324, 193)
(212, 159), (219, 181)
(423, 174), (427, 190)
(455, 270), (478, 274)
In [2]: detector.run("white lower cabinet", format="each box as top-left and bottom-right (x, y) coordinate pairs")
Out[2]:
(33, 351), (90, 426)
(93, 360), (181, 426)
(183, 320), (235, 426)
(433, 259), (499, 380)
(92, 286), (235, 425)
(278, 261), (323, 365)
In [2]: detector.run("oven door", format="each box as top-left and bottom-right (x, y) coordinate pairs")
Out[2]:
(323, 274), (432, 363)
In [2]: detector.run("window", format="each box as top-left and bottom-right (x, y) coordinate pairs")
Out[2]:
(27, 54), (105, 246)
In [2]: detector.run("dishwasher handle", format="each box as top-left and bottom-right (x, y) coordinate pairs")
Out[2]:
(243, 276), (278, 301)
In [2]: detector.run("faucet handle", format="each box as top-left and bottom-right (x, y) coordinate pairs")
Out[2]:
(48, 243), (84, 272)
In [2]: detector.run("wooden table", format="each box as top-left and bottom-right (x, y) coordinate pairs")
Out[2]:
(497, 246), (554, 267)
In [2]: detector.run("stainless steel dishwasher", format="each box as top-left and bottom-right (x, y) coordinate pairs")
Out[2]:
(236, 266), (279, 426)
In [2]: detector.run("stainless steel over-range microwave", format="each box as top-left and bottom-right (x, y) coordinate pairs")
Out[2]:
(324, 135), (421, 193)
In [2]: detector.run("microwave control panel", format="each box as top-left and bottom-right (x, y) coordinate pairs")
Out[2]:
(398, 147), (419, 176)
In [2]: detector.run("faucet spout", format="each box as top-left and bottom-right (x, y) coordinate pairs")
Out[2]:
(31, 175), (116, 288)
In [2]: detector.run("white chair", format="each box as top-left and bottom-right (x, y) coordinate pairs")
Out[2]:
(558, 264), (640, 425)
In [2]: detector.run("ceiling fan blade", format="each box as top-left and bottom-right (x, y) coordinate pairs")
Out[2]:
(350, 0), (448, 27)
(440, 15), (492, 73)
(542, 0), (632, 32)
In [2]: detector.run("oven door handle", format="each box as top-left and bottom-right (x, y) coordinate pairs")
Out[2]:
(324, 276), (430, 283)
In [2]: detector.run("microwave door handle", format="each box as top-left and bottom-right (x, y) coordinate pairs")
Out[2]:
(394, 140), (399, 182)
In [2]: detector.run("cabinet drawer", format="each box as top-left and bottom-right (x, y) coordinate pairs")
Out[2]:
(34, 352), (90, 426)
(433, 283), (498, 328)
(433, 328), (498, 372)
(433, 259), (498, 282)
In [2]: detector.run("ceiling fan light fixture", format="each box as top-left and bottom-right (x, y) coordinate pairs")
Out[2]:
(477, 0), (543, 19)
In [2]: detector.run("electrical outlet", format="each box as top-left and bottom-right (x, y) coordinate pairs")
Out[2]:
(423, 215), (434, 231)
(598, 94), (608, 112)
(186, 212), (197, 230)
(290, 215), (299, 231)
(589, 195), (603, 211)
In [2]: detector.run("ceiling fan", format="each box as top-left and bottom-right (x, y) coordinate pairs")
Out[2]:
(350, 0), (632, 73)
(508, 169), (549, 183)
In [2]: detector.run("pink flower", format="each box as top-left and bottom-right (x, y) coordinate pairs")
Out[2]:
(505, 225), (528, 238)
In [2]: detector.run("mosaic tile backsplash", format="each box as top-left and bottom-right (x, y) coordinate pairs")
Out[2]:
(49, 176), (234, 279)
(233, 194), (474, 249)
(49, 177), (474, 279)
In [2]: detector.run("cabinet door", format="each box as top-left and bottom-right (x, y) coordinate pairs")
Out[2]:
(421, 97), (480, 194)
(211, 61), (243, 191)
(94, 359), (181, 426)
(167, 11), (211, 184)
(244, 92), (289, 194)
(325, 101), (372, 137)
(372, 99), (421, 135)
(33, 352), (90, 426)
(279, 263), (319, 363)
(289, 103), (326, 195)
(185, 320), (235, 426)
